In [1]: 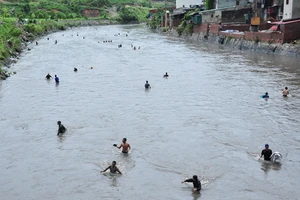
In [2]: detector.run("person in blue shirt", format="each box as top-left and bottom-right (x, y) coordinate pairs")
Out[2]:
(261, 92), (269, 98)
(55, 75), (59, 83)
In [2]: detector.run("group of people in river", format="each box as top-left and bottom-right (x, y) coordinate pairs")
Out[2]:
(45, 73), (59, 83)
(259, 88), (290, 161)
(99, 138), (131, 174)
(144, 73), (169, 89)
(261, 87), (289, 99)
(56, 120), (201, 191)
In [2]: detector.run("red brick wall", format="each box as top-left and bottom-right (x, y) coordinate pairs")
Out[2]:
(222, 24), (250, 32)
(193, 24), (201, 33)
(210, 24), (219, 34)
(259, 23), (272, 31)
(200, 23), (209, 34)
(245, 32), (283, 43)
(282, 21), (300, 42)
(219, 32), (245, 39)
(191, 22), (286, 43)
(172, 19), (182, 27)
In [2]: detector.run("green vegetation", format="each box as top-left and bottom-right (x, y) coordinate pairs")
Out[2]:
(0, 0), (174, 22)
(176, 12), (194, 36)
(147, 8), (164, 30)
(205, 0), (214, 10)
(118, 5), (149, 23)
(0, 17), (74, 74)
(0, 0), (175, 76)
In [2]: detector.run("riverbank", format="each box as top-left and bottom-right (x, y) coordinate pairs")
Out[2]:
(163, 28), (300, 58)
(0, 18), (121, 80)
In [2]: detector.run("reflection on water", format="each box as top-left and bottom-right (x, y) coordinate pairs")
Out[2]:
(260, 161), (282, 173)
(0, 24), (300, 200)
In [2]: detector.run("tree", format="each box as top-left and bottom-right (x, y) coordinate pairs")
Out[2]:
(205, 0), (214, 10)
(23, 4), (31, 15)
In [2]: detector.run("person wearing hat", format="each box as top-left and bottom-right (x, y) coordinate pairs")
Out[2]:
(181, 175), (201, 192)
(260, 144), (272, 161)
(57, 121), (66, 136)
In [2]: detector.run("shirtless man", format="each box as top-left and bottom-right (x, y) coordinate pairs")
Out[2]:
(100, 161), (122, 174)
(282, 87), (289, 97)
(114, 138), (131, 153)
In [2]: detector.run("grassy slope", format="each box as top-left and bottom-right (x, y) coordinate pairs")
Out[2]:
(0, 0), (175, 75)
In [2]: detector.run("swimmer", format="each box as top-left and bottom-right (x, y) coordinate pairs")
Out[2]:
(181, 175), (201, 192)
(57, 121), (66, 136)
(259, 144), (272, 161)
(145, 80), (151, 89)
(114, 138), (131, 153)
(133, 46), (136, 50)
(163, 72), (169, 78)
(101, 161), (122, 174)
(261, 92), (269, 98)
(282, 87), (289, 97)
(54, 75), (59, 83)
(45, 73), (52, 80)
(74, 67), (78, 72)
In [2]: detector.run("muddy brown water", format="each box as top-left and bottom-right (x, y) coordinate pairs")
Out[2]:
(0, 24), (300, 200)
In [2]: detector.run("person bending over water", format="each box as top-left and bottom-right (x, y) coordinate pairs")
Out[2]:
(57, 121), (66, 136)
(182, 175), (201, 192)
(114, 138), (131, 153)
(101, 161), (122, 174)
(259, 144), (272, 161)
(145, 81), (151, 89)
(261, 92), (269, 98)
(282, 87), (289, 97)
(45, 73), (52, 80)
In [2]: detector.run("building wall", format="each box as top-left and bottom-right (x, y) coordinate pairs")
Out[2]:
(216, 0), (249, 9)
(283, 0), (300, 20)
(201, 8), (251, 24)
(282, 20), (300, 42)
(176, 0), (203, 8)
(283, 0), (292, 19)
(292, 0), (300, 19)
(201, 10), (222, 23)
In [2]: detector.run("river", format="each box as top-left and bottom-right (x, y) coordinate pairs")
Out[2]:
(0, 24), (300, 200)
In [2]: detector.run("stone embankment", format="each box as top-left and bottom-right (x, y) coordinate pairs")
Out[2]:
(165, 29), (300, 58)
